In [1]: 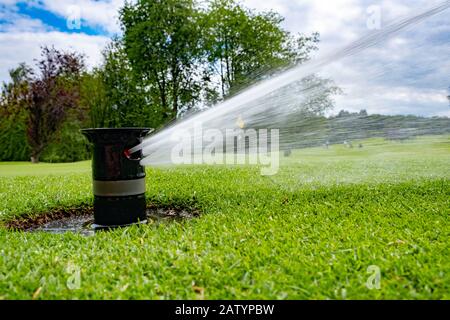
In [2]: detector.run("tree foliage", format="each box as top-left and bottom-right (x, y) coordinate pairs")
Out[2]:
(119, 0), (325, 118)
(80, 39), (166, 129)
(120, 0), (206, 121)
(0, 64), (33, 161)
(2, 47), (85, 163)
(27, 47), (85, 163)
(204, 0), (319, 98)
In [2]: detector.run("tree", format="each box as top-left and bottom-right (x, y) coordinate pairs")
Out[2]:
(0, 63), (32, 115)
(204, 0), (320, 99)
(118, 0), (329, 124)
(80, 39), (166, 129)
(0, 64), (33, 161)
(120, 0), (206, 122)
(287, 75), (342, 116)
(25, 47), (85, 163)
(80, 69), (111, 128)
(103, 39), (165, 128)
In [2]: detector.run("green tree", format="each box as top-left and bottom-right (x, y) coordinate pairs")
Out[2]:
(115, 0), (338, 127)
(120, 0), (206, 122)
(204, 0), (320, 99)
(0, 63), (32, 115)
(102, 39), (164, 128)
(0, 64), (32, 161)
(80, 70), (110, 128)
(80, 40), (163, 129)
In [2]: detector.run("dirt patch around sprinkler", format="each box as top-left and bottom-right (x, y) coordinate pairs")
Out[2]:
(5, 203), (200, 236)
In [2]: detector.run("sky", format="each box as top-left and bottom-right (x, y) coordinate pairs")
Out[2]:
(0, 0), (449, 116)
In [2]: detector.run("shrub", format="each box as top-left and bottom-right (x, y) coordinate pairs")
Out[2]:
(41, 121), (91, 163)
(0, 113), (30, 161)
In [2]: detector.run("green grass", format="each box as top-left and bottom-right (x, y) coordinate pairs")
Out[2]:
(0, 161), (91, 177)
(0, 136), (449, 299)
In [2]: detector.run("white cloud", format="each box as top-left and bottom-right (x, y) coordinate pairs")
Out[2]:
(0, 31), (109, 81)
(0, 14), (51, 33)
(243, 0), (364, 55)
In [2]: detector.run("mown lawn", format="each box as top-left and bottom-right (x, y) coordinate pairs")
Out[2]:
(0, 136), (449, 299)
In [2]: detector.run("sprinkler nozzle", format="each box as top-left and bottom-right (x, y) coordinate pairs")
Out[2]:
(124, 149), (132, 159)
(124, 148), (142, 161)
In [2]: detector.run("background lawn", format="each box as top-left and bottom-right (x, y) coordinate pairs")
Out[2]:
(0, 136), (449, 299)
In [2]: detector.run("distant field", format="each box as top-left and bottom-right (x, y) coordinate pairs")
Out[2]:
(275, 135), (450, 186)
(0, 135), (449, 299)
(0, 161), (91, 177)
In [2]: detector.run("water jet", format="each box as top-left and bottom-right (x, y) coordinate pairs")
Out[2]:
(81, 128), (151, 227)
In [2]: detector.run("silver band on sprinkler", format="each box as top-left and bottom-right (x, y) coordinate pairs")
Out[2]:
(93, 178), (146, 197)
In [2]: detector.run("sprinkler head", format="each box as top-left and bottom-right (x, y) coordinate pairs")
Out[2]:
(81, 128), (151, 227)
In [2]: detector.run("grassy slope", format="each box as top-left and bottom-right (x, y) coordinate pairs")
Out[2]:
(0, 136), (449, 299)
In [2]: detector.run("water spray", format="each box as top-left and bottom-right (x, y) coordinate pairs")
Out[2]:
(131, 0), (450, 166)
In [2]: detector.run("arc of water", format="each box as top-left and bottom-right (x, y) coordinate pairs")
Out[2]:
(130, 0), (450, 159)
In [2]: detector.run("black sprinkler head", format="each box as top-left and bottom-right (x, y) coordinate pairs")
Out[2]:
(81, 128), (151, 227)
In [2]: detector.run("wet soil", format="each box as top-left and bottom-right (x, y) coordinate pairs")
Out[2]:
(5, 203), (200, 236)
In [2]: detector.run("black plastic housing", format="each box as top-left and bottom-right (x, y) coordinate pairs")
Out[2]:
(81, 128), (151, 226)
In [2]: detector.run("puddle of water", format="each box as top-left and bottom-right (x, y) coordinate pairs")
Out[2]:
(19, 207), (198, 236)
(29, 215), (95, 236)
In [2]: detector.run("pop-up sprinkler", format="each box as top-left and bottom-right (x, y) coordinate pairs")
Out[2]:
(81, 128), (151, 227)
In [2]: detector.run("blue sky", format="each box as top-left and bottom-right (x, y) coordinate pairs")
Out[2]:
(12, 2), (104, 35)
(0, 0), (449, 116)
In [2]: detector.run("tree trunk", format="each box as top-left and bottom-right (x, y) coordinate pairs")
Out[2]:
(31, 149), (42, 163)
